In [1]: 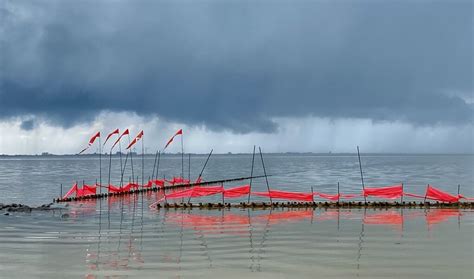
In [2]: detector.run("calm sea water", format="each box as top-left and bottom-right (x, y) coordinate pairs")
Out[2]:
(0, 154), (473, 278)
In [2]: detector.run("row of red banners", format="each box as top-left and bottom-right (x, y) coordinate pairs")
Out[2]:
(63, 183), (473, 204)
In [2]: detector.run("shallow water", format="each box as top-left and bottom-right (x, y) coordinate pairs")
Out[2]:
(0, 154), (473, 278)
(0, 204), (473, 278)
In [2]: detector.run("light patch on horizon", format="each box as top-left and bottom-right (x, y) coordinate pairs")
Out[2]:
(0, 113), (472, 155)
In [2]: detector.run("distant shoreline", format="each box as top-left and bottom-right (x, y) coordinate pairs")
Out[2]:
(1, 153), (473, 158)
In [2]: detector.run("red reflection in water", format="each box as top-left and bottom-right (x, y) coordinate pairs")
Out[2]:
(363, 211), (404, 230)
(426, 209), (461, 229)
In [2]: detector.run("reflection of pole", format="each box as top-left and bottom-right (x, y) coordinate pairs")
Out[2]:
(248, 146), (256, 203)
(357, 146), (366, 203)
(259, 147), (272, 203)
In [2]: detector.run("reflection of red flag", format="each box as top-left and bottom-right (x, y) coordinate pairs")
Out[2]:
(103, 129), (119, 145)
(126, 130), (144, 150)
(78, 132), (101, 154)
(164, 129), (183, 149)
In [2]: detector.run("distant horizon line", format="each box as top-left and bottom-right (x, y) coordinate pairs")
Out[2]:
(1, 152), (473, 157)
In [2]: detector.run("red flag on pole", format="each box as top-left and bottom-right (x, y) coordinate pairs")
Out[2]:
(78, 132), (101, 154)
(111, 129), (129, 149)
(164, 129), (183, 149)
(103, 129), (119, 146)
(126, 130), (144, 150)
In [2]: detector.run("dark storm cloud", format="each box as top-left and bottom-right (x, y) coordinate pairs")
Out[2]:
(1, 0), (472, 132)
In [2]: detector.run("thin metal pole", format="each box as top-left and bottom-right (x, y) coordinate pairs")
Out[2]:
(457, 184), (461, 197)
(60, 183), (63, 198)
(108, 149), (112, 187)
(181, 132), (184, 179)
(198, 149), (213, 181)
(188, 153), (191, 181)
(120, 152), (129, 188)
(423, 184), (428, 203)
(118, 140), (123, 181)
(142, 135), (144, 188)
(401, 183), (404, 203)
(357, 146), (366, 203)
(151, 150), (159, 182)
(156, 151), (161, 181)
(337, 182), (340, 203)
(99, 136), (102, 194)
(222, 182), (225, 204)
(128, 134), (134, 183)
(248, 146), (256, 203)
(259, 147), (272, 203)
(311, 186), (314, 203)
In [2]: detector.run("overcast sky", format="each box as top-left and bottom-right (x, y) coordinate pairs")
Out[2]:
(0, 0), (472, 154)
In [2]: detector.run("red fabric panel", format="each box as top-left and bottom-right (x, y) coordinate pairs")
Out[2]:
(165, 188), (195, 200)
(223, 185), (250, 198)
(195, 177), (203, 184)
(153, 180), (165, 187)
(167, 177), (190, 185)
(459, 194), (474, 201)
(108, 185), (122, 193)
(143, 180), (153, 187)
(82, 184), (97, 196)
(89, 132), (101, 145)
(111, 129), (129, 149)
(76, 188), (84, 197)
(363, 185), (403, 199)
(253, 190), (314, 201)
(191, 186), (224, 198)
(317, 193), (340, 201)
(62, 183), (78, 199)
(425, 185), (459, 203)
(164, 129), (183, 149)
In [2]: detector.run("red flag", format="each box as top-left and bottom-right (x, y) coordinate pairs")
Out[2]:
(126, 130), (144, 150)
(111, 129), (129, 149)
(253, 190), (314, 202)
(425, 185), (459, 203)
(78, 132), (100, 154)
(62, 183), (78, 199)
(103, 129), (119, 146)
(363, 185), (403, 199)
(164, 129), (183, 149)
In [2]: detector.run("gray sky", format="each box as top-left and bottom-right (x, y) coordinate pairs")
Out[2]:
(0, 0), (472, 154)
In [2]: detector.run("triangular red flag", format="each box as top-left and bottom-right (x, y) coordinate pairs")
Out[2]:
(103, 129), (119, 146)
(164, 129), (183, 149)
(126, 130), (144, 150)
(111, 129), (129, 150)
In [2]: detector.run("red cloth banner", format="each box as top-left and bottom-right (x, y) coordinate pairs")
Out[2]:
(103, 129), (119, 145)
(425, 185), (459, 203)
(111, 129), (129, 149)
(164, 188), (195, 200)
(363, 185), (403, 199)
(166, 177), (190, 185)
(82, 184), (97, 196)
(191, 186), (224, 198)
(79, 131), (101, 154)
(153, 180), (165, 187)
(126, 130), (144, 150)
(253, 190), (314, 201)
(223, 185), (250, 198)
(143, 180), (153, 187)
(108, 185), (123, 193)
(62, 183), (78, 199)
(164, 129), (183, 149)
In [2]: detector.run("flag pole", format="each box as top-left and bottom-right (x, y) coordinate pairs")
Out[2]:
(181, 132), (184, 179)
(142, 134), (144, 188)
(337, 182), (340, 203)
(120, 152), (129, 188)
(128, 134), (134, 183)
(259, 147), (272, 203)
(155, 151), (161, 181)
(151, 150), (159, 182)
(60, 183), (63, 199)
(188, 154), (191, 182)
(99, 135), (102, 194)
(357, 146), (366, 203)
(401, 183), (404, 203)
(108, 147), (113, 189)
(248, 145), (256, 203)
(197, 149), (213, 182)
